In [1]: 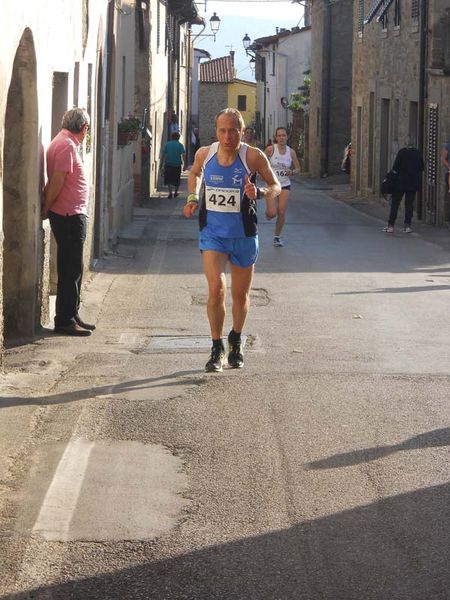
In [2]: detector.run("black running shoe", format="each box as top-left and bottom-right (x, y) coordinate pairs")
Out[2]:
(228, 340), (244, 368)
(205, 346), (225, 372)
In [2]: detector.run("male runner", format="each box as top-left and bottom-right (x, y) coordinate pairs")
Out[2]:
(265, 126), (301, 247)
(183, 108), (280, 372)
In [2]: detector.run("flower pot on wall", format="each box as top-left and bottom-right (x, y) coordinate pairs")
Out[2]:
(129, 129), (139, 141)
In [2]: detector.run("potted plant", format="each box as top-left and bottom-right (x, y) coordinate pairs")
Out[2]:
(117, 113), (141, 146)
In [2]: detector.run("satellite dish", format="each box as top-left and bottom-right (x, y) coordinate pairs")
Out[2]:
(280, 97), (289, 109)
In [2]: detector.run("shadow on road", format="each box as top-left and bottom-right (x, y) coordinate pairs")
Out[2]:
(0, 370), (204, 409)
(4, 482), (449, 599)
(306, 427), (450, 470)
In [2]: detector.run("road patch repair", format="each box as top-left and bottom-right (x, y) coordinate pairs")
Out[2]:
(21, 439), (189, 542)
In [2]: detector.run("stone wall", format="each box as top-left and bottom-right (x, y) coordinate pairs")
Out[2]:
(351, 0), (421, 199)
(351, 0), (450, 226)
(199, 83), (228, 144)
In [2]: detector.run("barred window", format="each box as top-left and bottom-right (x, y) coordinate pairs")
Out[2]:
(358, 0), (364, 34)
(411, 0), (419, 19)
(157, 1), (161, 51)
(427, 104), (438, 185)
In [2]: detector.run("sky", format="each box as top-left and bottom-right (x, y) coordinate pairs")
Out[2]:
(192, 1), (306, 81)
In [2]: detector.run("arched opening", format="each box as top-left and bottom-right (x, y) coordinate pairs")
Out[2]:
(2, 28), (40, 343)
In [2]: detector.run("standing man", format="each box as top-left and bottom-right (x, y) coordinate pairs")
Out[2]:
(383, 139), (424, 234)
(183, 108), (280, 372)
(265, 126), (301, 247)
(43, 108), (95, 336)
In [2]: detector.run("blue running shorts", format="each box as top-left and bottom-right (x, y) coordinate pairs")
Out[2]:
(199, 231), (259, 268)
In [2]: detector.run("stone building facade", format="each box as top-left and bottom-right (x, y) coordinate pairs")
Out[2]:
(309, 0), (354, 177)
(351, 0), (421, 203)
(424, 0), (450, 225)
(351, 0), (450, 226)
(0, 0), (198, 356)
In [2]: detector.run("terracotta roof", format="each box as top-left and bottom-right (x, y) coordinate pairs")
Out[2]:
(200, 55), (235, 83)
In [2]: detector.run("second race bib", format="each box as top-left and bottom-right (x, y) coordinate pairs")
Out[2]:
(205, 186), (241, 213)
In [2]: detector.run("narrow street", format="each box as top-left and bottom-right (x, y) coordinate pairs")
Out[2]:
(0, 180), (449, 599)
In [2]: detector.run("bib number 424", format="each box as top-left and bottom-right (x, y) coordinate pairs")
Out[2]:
(209, 193), (236, 207)
(205, 186), (241, 213)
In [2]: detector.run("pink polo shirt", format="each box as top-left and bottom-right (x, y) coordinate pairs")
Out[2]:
(46, 129), (89, 216)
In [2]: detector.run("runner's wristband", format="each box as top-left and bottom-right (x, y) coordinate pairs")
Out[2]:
(186, 193), (199, 204)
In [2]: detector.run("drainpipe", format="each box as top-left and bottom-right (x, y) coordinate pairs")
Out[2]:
(417, 0), (428, 221)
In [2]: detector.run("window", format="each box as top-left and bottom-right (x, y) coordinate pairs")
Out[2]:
(411, 0), (419, 20)
(358, 0), (364, 35)
(368, 92), (375, 188)
(444, 9), (450, 70)
(394, 0), (400, 26)
(73, 62), (80, 107)
(157, 1), (161, 52)
(409, 101), (418, 147)
(378, 0), (392, 29)
(122, 56), (126, 117)
(427, 104), (438, 185)
(238, 95), (247, 111)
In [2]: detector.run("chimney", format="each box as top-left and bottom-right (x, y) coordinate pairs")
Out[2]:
(230, 50), (235, 65)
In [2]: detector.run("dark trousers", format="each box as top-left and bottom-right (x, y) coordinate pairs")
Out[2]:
(388, 191), (415, 226)
(48, 211), (87, 327)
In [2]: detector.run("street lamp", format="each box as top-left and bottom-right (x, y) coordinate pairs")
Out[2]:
(193, 12), (221, 42)
(243, 33), (252, 53)
(249, 56), (256, 75)
(209, 12), (221, 38)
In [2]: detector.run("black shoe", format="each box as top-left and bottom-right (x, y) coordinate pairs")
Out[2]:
(54, 323), (92, 337)
(167, 192), (173, 198)
(75, 315), (96, 331)
(205, 346), (225, 372)
(174, 192), (179, 198)
(228, 340), (244, 368)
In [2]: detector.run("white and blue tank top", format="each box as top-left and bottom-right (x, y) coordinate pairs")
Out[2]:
(199, 142), (258, 238)
(269, 144), (292, 188)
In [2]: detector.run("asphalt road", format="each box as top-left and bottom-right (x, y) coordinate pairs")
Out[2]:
(0, 180), (449, 599)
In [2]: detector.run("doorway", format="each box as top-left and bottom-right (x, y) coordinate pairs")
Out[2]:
(379, 98), (391, 191)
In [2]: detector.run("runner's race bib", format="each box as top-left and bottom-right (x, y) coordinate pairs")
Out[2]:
(205, 186), (241, 213)
(275, 169), (289, 178)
